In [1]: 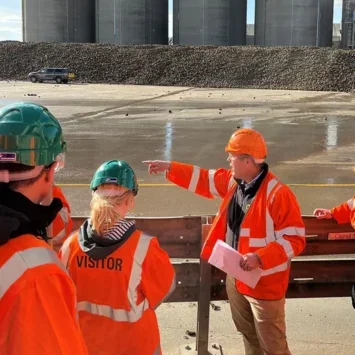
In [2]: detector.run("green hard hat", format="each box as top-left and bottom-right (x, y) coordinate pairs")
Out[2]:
(0, 102), (66, 166)
(90, 160), (138, 195)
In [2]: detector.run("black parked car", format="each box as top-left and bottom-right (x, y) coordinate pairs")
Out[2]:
(28, 68), (76, 84)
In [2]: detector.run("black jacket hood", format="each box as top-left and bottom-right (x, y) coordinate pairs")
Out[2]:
(0, 183), (63, 246)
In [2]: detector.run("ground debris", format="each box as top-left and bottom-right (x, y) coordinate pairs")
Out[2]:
(185, 330), (196, 337)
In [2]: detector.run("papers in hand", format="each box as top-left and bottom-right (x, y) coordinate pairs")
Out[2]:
(208, 240), (262, 289)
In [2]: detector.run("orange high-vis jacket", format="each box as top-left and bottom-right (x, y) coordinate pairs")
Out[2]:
(331, 196), (355, 229)
(59, 229), (176, 355)
(167, 161), (306, 300)
(0, 235), (88, 354)
(51, 185), (73, 247)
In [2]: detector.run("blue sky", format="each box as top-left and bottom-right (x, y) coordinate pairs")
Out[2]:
(0, 0), (343, 41)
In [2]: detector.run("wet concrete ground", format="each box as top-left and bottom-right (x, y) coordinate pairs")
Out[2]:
(1, 81), (354, 216)
(1, 82), (355, 354)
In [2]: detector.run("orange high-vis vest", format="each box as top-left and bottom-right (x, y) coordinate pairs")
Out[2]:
(59, 229), (176, 355)
(331, 196), (355, 228)
(167, 161), (306, 300)
(51, 185), (73, 247)
(0, 235), (88, 354)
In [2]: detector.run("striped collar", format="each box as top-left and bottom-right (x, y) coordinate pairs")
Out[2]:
(102, 219), (136, 241)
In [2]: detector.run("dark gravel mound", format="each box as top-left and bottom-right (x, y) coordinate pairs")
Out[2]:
(1, 42), (354, 92)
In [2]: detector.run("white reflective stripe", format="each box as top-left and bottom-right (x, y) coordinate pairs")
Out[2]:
(261, 261), (289, 276)
(249, 238), (267, 248)
(276, 237), (294, 258)
(52, 228), (66, 243)
(347, 198), (354, 210)
(128, 233), (151, 307)
(188, 166), (200, 192)
(239, 228), (250, 237)
(265, 209), (275, 240)
(268, 184), (282, 205)
(228, 177), (236, 190)
(59, 207), (70, 225)
(51, 207), (70, 243)
(60, 234), (74, 268)
(275, 227), (305, 239)
(266, 178), (279, 198)
(249, 233), (276, 247)
(0, 247), (67, 299)
(77, 300), (149, 323)
(208, 170), (220, 198)
(248, 179), (279, 249)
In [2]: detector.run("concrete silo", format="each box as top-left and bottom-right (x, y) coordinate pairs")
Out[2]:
(342, 0), (355, 48)
(96, 0), (168, 44)
(23, 0), (95, 43)
(255, 0), (334, 47)
(173, 0), (247, 46)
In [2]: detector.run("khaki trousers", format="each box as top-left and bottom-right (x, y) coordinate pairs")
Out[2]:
(226, 275), (291, 355)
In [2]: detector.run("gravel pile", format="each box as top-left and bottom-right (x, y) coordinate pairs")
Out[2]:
(1, 41), (355, 92)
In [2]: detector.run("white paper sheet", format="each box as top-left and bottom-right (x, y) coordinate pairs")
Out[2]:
(208, 239), (262, 289)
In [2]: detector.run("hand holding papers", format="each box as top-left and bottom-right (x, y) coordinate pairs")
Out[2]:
(208, 240), (262, 289)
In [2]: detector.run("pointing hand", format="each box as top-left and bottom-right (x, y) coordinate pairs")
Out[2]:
(142, 160), (171, 175)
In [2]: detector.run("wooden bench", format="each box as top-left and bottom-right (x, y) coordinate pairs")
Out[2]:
(70, 216), (355, 355)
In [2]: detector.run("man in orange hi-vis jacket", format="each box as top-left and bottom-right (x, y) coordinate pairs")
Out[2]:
(0, 102), (87, 355)
(143, 128), (306, 355)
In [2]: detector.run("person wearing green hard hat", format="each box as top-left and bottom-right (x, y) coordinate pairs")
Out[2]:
(0, 102), (88, 354)
(59, 160), (175, 355)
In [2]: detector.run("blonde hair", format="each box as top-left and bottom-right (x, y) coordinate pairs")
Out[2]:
(90, 184), (134, 236)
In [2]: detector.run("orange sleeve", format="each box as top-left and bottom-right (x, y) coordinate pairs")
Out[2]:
(166, 161), (234, 199)
(0, 273), (87, 355)
(141, 238), (176, 310)
(52, 185), (73, 248)
(256, 186), (306, 270)
(331, 197), (354, 224)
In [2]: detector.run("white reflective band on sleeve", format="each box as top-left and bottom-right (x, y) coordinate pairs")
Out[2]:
(268, 184), (282, 205)
(0, 247), (67, 299)
(188, 166), (200, 193)
(347, 198), (354, 210)
(208, 170), (220, 198)
(51, 207), (71, 243)
(267, 178), (279, 198)
(59, 207), (70, 225)
(52, 228), (67, 243)
(261, 261), (289, 276)
(77, 300), (149, 323)
(276, 237), (294, 259)
(128, 233), (151, 306)
(78, 232), (153, 323)
(249, 234), (275, 248)
(265, 209), (275, 240)
(275, 227), (305, 239)
(239, 228), (250, 237)
(60, 235), (73, 268)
